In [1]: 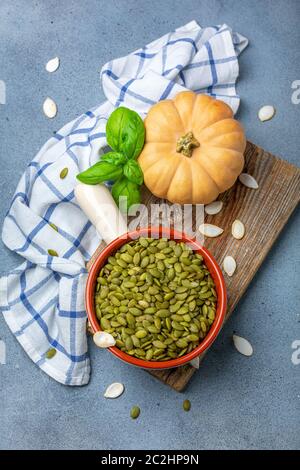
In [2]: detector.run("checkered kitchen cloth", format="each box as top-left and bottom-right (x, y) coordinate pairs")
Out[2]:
(0, 21), (248, 385)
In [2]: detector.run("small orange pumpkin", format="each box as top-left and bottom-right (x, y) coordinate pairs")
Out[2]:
(138, 91), (246, 204)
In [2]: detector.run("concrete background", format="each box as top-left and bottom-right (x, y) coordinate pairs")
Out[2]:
(0, 0), (299, 450)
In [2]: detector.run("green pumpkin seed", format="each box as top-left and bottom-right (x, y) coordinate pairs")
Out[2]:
(133, 252), (140, 265)
(130, 336), (140, 348)
(165, 317), (172, 331)
(177, 306), (189, 315)
(101, 318), (111, 330)
(183, 399), (191, 412)
(125, 337), (133, 350)
(60, 167), (68, 179)
(190, 323), (199, 333)
(48, 249), (58, 257)
(164, 292), (175, 301)
(186, 334), (199, 342)
(117, 259), (127, 268)
(145, 349), (154, 360)
(156, 309), (170, 318)
(174, 245), (182, 257)
(178, 347), (188, 357)
(135, 329), (147, 339)
(117, 315), (127, 326)
(120, 253), (133, 263)
(167, 268), (175, 281)
(172, 321), (185, 331)
(49, 222), (58, 231)
(130, 406), (140, 419)
(176, 339), (188, 349)
(129, 307), (142, 316)
(183, 314), (191, 322)
(153, 348), (164, 357)
(170, 302), (182, 313)
(153, 340), (166, 349)
(139, 238), (149, 247)
(140, 256), (149, 268)
(46, 348), (56, 359)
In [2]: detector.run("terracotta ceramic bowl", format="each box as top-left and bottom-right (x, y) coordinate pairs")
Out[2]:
(86, 227), (227, 369)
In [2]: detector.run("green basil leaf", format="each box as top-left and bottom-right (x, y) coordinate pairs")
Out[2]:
(76, 161), (123, 185)
(106, 107), (145, 160)
(112, 176), (141, 212)
(101, 151), (127, 167)
(123, 159), (143, 185)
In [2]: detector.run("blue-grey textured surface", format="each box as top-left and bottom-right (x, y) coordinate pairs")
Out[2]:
(0, 0), (299, 451)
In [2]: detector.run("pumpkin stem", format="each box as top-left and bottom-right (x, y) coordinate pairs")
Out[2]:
(176, 132), (200, 157)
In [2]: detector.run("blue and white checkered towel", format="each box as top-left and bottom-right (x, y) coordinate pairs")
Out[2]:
(0, 21), (248, 385)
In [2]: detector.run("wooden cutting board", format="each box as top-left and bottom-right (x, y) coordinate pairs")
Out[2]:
(88, 141), (300, 391)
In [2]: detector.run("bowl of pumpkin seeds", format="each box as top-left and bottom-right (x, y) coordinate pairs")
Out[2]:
(86, 227), (227, 369)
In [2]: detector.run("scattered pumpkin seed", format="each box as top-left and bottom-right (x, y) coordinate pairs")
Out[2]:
(104, 382), (124, 399)
(233, 334), (253, 356)
(238, 173), (259, 189)
(43, 97), (57, 118)
(49, 222), (58, 231)
(60, 167), (69, 179)
(45, 56), (60, 73)
(199, 223), (224, 238)
(223, 255), (237, 277)
(183, 399), (191, 412)
(258, 105), (276, 122)
(46, 348), (56, 359)
(48, 249), (58, 257)
(130, 406), (140, 419)
(232, 219), (245, 240)
(204, 201), (223, 215)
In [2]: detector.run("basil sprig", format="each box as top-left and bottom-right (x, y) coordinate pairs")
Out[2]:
(76, 159), (123, 185)
(112, 177), (141, 210)
(76, 107), (145, 212)
(106, 107), (145, 160)
(123, 160), (144, 185)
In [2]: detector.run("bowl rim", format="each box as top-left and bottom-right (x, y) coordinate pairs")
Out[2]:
(86, 226), (227, 369)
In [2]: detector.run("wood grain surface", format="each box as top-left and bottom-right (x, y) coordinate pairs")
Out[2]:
(88, 141), (300, 391)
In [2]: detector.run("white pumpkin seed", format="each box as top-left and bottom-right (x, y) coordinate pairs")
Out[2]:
(204, 201), (223, 215)
(199, 223), (224, 238)
(43, 97), (57, 119)
(189, 357), (200, 369)
(45, 56), (60, 73)
(232, 219), (245, 240)
(233, 334), (253, 356)
(104, 382), (124, 399)
(258, 105), (276, 122)
(223, 255), (236, 277)
(93, 331), (116, 348)
(238, 173), (259, 189)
